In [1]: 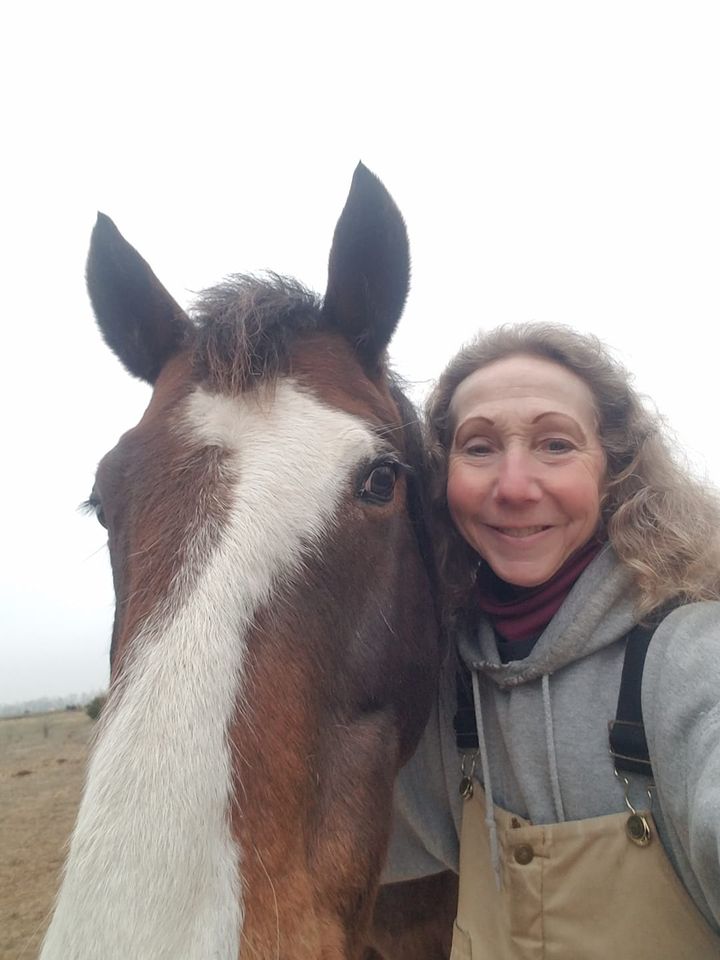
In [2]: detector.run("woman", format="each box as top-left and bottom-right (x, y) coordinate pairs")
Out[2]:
(382, 323), (720, 958)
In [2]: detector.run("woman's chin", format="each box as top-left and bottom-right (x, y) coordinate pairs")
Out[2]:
(483, 555), (564, 589)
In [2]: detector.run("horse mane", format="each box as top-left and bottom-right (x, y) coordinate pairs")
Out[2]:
(388, 379), (441, 621)
(191, 273), (324, 393)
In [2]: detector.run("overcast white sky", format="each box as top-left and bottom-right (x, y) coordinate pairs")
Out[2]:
(2, 2), (719, 703)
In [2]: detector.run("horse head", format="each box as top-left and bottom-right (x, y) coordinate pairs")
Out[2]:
(41, 165), (440, 960)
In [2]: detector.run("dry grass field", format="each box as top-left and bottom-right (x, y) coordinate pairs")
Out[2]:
(0, 710), (92, 960)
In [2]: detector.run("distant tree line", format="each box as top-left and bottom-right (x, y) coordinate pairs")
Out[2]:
(0, 690), (106, 718)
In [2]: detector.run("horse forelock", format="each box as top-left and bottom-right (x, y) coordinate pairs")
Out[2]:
(191, 274), (324, 393)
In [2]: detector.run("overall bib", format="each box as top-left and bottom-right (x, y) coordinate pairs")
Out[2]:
(451, 786), (720, 959)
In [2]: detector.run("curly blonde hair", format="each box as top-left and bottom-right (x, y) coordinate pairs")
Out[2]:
(426, 322), (720, 619)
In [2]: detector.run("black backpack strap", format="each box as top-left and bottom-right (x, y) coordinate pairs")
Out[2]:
(608, 622), (658, 777)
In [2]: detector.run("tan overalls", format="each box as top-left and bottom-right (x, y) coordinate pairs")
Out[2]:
(451, 786), (720, 959)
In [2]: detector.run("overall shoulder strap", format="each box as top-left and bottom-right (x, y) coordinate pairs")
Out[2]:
(608, 621), (659, 777)
(455, 665), (479, 751)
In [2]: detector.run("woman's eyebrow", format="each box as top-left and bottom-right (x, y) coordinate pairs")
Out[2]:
(459, 415), (495, 427)
(531, 411), (588, 440)
(453, 415), (496, 441)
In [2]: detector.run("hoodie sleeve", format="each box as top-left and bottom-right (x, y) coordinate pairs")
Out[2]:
(381, 652), (463, 883)
(643, 601), (720, 929)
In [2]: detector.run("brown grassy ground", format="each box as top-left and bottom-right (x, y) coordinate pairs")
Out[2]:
(0, 710), (92, 960)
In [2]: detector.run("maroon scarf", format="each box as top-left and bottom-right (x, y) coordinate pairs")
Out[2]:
(476, 538), (604, 643)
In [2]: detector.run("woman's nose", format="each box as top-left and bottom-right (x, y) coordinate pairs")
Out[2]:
(493, 449), (542, 503)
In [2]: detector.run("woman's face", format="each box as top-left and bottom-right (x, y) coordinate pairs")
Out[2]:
(447, 354), (606, 588)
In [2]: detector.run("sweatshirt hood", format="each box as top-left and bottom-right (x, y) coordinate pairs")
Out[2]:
(457, 545), (639, 689)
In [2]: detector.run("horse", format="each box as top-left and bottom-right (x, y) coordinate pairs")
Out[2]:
(40, 164), (445, 960)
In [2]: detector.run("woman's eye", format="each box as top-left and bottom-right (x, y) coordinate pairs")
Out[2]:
(542, 438), (574, 454)
(361, 464), (398, 502)
(465, 441), (493, 456)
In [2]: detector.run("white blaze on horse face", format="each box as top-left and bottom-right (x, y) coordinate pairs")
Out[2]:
(41, 381), (380, 960)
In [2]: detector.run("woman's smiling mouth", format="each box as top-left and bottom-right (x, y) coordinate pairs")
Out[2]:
(489, 525), (553, 538)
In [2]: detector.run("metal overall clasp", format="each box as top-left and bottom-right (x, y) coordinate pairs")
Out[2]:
(459, 752), (478, 800)
(614, 768), (653, 847)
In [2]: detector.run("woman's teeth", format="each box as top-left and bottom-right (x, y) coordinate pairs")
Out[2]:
(494, 526), (549, 538)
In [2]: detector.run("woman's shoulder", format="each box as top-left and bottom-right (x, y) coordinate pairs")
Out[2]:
(651, 601), (720, 657)
(642, 600), (720, 930)
(643, 600), (720, 719)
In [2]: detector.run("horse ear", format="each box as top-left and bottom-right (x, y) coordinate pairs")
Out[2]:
(86, 214), (192, 383)
(322, 163), (410, 370)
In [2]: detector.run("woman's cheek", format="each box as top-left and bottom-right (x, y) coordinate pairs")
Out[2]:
(447, 463), (479, 523)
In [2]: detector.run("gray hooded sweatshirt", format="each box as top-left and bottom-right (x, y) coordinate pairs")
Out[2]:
(383, 546), (720, 932)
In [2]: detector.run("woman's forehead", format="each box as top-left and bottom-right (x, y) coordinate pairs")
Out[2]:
(449, 354), (599, 430)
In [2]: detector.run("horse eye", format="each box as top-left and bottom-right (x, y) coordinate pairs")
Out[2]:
(85, 493), (107, 529)
(361, 464), (398, 503)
